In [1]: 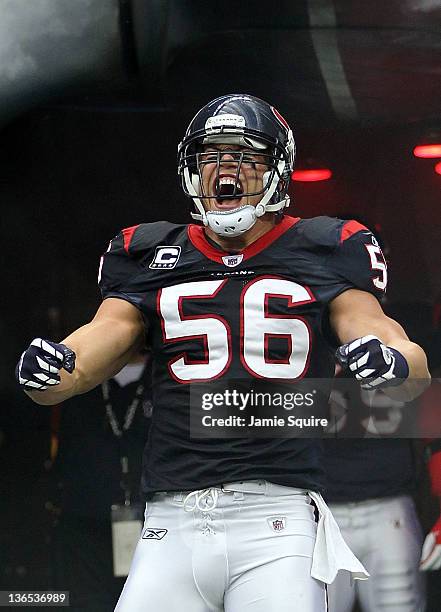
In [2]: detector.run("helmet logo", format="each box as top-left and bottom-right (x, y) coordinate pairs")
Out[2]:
(271, 106), (290, 132)
(205, 114), (245, 131)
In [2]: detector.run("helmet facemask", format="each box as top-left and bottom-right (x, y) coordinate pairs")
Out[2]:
(177, 95), (295, 237)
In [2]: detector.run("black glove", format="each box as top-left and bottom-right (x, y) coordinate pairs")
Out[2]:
(336, 334), (409, 390)
(16, 338), (76, 391)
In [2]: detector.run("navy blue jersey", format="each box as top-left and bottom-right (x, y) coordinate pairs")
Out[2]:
(324, 383), (419, 502)
(99, 215), (386, 495)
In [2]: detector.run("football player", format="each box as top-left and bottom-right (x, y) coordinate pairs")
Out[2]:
(421, 440), (441, 572)
(325, 377), (426, 612)
(419, 372), (441, 576)
(420, 349), (441, 611)
(16, 94), (430, 612)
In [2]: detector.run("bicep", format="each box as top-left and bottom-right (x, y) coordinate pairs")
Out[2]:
(62, 297), (146, 393)
(329, 288), (408, 345)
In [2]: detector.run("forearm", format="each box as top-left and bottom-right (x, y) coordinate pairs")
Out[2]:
(330, 289), (430, 401)
(337, 317), (430, 400)
(24, 298), (145, 405)
(25, 372), (75, 405)
(25, 325), (141, 405)
(338, 312), (430, 379)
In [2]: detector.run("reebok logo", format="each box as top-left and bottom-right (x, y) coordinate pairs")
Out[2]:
(142, 528), (168, 540)
(380, 343), (393, 365)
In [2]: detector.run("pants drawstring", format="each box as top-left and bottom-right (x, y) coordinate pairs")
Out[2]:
(183, 488), (219, 512)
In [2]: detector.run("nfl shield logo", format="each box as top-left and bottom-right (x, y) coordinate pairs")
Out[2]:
(268, 517), (286, 532)
(222, 254), (244, 268)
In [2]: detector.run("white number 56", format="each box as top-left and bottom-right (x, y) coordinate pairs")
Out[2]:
(158, 277), (313, 383)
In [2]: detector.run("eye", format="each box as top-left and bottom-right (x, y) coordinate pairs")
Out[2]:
(242, 153), (256, 164)
(199, 151), (218, 163)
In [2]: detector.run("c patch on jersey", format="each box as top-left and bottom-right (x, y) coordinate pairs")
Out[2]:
(149, 246), (181, 269)
(222, 254), (243, 268)
(142, 527), (168, 540)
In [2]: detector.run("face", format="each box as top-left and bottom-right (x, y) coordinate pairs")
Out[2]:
(198, 144), (269, 212)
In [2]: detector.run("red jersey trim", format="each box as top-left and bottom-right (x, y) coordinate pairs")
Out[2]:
(122, 225), (140, 253)
(340, 220), (368, 243)
(187, 216), (300, 263)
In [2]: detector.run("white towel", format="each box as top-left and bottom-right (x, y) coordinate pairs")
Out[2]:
(309, 491), (370, 584)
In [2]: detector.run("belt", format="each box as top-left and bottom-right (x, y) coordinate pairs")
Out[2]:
(222, 480), (307, 496)
(181, 480), (307, 512)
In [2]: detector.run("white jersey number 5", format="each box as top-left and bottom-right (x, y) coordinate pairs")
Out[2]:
(159, 277), (313, 383)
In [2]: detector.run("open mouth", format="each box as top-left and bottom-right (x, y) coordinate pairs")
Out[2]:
(214, 175), (244, 207)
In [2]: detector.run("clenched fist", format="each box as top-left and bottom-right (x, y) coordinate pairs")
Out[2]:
(16, 338), (76, 391)
(336, 335), (409, 390)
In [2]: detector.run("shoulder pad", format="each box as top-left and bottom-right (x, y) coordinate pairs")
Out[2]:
(98, 221), (186, 299)
(121, 222), (186, 257)
(329, 220), (387, 297)
(296, 216), (348, 249)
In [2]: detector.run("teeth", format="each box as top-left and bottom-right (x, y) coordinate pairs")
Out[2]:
(219, 176), (241, 189)
(215, 175), (244, 200)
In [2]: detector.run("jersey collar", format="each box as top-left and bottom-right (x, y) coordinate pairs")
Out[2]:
(187, 216), (300, 264)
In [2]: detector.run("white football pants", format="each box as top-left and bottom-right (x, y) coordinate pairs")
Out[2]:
(115, 481), (328, 611)
(327, 495), (426, 612)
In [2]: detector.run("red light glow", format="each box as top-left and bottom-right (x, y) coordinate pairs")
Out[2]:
(292, 169), (332, 182)
(435, 162), (441, 175)
(413, 145), (441, 158)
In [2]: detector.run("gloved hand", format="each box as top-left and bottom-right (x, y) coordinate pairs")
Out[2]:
(336, 334), (409, 390)
(420, 514), (441, 571)
(16, 338), (76, 391)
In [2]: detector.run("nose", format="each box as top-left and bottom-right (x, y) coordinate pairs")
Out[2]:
(219, 151), (240, 163)
(220, 151), (234, 160)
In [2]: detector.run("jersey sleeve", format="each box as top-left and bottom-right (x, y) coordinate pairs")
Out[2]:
(98, 225), (146, 310)
(328, 220), (388, 300)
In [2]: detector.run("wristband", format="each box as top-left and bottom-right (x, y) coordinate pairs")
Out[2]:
(389, 347), (409, 380)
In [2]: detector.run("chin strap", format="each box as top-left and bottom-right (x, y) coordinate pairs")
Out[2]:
(203, 192), (290, 238)
(185, 156), (290, 236)
(204, 205), (259, 237)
